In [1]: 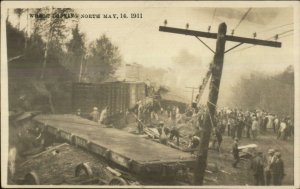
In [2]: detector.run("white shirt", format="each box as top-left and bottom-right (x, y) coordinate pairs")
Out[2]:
(279, 122), (287, 132)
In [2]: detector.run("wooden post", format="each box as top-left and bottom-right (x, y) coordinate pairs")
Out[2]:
(193, 22), (227, 185)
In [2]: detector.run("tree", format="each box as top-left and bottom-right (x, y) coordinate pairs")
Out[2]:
(65, 24), (86, 81)
(230, 66), (294, 115)
(86, 34), (122, 82)
(14, 8), (25, 30)
(31, 7), (78, 79)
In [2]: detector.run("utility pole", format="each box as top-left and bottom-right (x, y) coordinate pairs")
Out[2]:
(159, 22), (281, 185)
(185, 86), (197, 104)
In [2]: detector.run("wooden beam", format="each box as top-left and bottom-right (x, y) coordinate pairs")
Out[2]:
(159, 26), (217, 39)
(225, 35), (281, 48)
(159, 26), (281, 48)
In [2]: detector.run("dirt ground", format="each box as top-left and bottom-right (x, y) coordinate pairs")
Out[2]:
(207, 132), (294, 185)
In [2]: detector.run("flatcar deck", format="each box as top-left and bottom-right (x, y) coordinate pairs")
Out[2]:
(33, 114), (195, 179)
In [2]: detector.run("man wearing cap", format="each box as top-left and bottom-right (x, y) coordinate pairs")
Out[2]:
(270, 152), (285, 185)
(232, 137), (240, 168)
(90, 107), (100, 122)
(264, 148), (275, 185)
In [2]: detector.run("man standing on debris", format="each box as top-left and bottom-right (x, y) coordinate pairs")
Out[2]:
(187, 134), (200, 154)
(264, 149), (275, 185)
(270, 152), (285, 185)
(90, 107), (100, 122)
(250, 151), (265, 185)
(232, 137), (240, 168)
(99, 106), (109, 125)
(157, 121), (168, 145)
(169, 125), (180, 146)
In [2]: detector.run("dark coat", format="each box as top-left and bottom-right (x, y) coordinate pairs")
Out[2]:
(232, 142), (239, 158)
(251, 155), (265, 176)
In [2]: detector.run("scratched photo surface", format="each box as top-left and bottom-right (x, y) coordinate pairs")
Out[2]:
(1, 2), (298, 187)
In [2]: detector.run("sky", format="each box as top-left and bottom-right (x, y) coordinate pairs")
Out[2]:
(6, 5), (295, 106)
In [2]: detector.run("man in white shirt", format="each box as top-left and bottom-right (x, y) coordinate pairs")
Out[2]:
(278, 120), (287, 140)
(99, 106), (109, 125)
(251, 116), (258, 139)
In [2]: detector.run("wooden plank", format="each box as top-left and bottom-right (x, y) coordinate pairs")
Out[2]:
(33, 115), (195, 164)
(159, 26), (281, 47)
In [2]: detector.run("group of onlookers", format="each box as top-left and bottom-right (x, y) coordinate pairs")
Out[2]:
(250, 148), (285, 185)
(214, 108), (294, 141)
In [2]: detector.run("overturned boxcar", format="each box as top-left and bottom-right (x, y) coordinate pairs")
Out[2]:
(72, 81), (146, 117)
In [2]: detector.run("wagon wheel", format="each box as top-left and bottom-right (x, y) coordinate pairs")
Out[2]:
(23, 171), (40, 185)
(108, 177), (128, 185)
(75, 163), (93, 177)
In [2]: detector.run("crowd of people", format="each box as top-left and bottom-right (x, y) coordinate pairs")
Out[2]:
(83, 103), (292, 186)
(214, 108), (294, 141)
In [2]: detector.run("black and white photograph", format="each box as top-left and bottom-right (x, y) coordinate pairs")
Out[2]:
(1, 1), (299, 188)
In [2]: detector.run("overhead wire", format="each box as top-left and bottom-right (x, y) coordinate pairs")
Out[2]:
(234, 8), (252, 31)
(278, 33), (294, 39)
(265, 29), (294, 40)
(229, 29), (294, 53)
(260, 23), (293, 33)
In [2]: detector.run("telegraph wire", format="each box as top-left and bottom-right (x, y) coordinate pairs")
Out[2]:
(229, 29), (293, 53)
(266, 29), (294, 40)
(234, 8), (252, 31)
(260, 23), (293, 33)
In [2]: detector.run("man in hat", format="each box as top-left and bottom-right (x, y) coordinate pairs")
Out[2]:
(232, 137), (240, 168)
(250, 151), (265, 185)
(90, 107), (100, 122)
(270, 152), (285, 185)
(264, 148), (275, 185)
